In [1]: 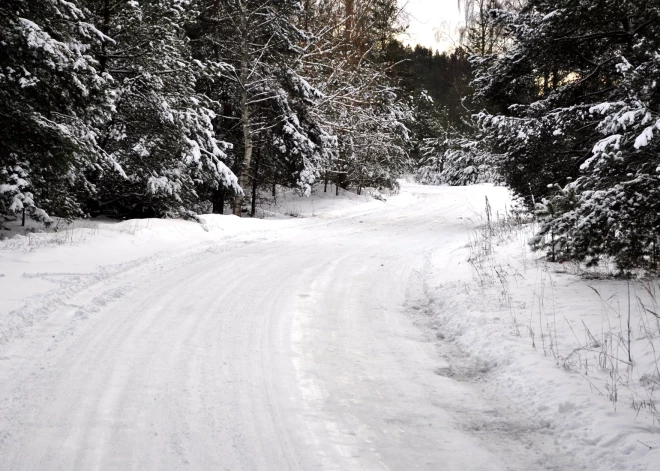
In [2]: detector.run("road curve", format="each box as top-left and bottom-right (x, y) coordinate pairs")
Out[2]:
(0, 184), (577, 470)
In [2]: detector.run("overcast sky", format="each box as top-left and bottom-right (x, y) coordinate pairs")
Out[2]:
(400, 0), (463, 52)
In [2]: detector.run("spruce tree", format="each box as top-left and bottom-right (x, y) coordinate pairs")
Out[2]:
(0, 0), (115, 222)
(82, 0), (239, 218)
(473, 0), (660, 271)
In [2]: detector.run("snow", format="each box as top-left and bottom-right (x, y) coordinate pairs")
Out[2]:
(257, 184), (384, 218)
(425, 214), (660, 471)
(634, 126), (654, 149)
(0, 182), (657, 470)
(593, 134), (622, 154)
(543, 10), (560, 21)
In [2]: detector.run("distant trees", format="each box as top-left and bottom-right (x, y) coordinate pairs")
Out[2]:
(416, 136), (499, 186)
(384, 38), (500, 187)
(384, 42), (473, 160)
(406, 0), (527, 188)
(458, 0), (525, 55)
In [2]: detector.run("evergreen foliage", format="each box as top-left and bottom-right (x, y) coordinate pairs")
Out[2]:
(417, 136), (500, 186)
(382, 42), (498, 187)
(83, 0), (239, 218)
(472, 0), (660, 271)
(0, 0), (115, 222)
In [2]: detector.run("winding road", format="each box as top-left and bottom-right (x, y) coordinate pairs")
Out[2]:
(0, 184), (577, 470)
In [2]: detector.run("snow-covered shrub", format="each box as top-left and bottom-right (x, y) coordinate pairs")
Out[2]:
(0, 164), (53, 226)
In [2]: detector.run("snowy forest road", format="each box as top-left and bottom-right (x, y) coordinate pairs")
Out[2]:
(0, 185), (576, 470)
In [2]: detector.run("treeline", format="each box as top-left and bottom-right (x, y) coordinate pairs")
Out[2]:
(10, 0), (653, 274)
(1, 0), (417, 222)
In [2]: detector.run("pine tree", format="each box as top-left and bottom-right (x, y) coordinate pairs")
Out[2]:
(474, 0), (660, 271)
(417, 135), (499, 186)
(0, 0), (115, 223)
(82, 0), (239, 218)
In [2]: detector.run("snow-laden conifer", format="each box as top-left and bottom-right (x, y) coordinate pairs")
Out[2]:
(83, 0), (239, 218)
(0, 0), (115, 222)
(473, 0), (660, 271)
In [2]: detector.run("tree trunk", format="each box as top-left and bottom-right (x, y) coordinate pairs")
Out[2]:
(303, 0), (311, 30)
(250, 148), (260, 217)
(233, 14), (253, 217)
(345, 0), (354, 39)
(99, 0), (110, 74)
(212, 186), (224, 214)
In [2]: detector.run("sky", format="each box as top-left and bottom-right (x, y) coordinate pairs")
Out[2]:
(400, 0), (463, 52)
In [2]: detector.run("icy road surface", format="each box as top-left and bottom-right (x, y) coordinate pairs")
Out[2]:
(0, 184), (578, 470)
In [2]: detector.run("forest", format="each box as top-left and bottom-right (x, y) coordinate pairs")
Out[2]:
(2, 0), (660, 273)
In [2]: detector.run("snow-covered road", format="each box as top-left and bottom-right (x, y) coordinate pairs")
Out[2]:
(0, 184), (579, 470)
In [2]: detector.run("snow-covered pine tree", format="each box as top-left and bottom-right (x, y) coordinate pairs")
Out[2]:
(83, 0), (239, 219)
(406, 90), (449, 164)
(416, 135), (499, 186)
(474, 0), (660, 271)
(191, 0), (329, 215)
(257, 66), (334, 199)
(410, 92), (499, 187)
(0, 0), (116, 223)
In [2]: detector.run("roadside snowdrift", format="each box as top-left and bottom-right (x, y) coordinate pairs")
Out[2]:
(424, 214), (660, 471)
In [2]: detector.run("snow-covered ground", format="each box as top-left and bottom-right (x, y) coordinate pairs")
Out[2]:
(0, 182), (657, 470)
(426, 211), (660, 471)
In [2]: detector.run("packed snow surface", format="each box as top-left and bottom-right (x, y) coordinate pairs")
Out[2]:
(0, 182), (657, 470)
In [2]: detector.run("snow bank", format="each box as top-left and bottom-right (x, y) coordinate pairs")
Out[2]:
(425, 215), (660, 471)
